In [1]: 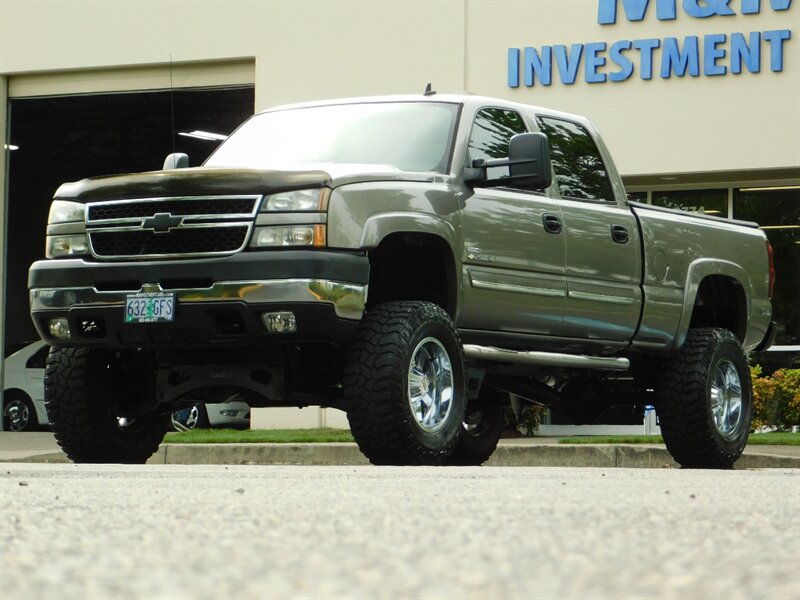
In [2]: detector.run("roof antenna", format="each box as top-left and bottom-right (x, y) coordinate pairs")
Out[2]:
(423, 83), (436, 96)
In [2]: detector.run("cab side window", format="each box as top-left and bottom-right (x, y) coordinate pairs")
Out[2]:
(467, 108), (527, 181)
(536, 117), (614, 202)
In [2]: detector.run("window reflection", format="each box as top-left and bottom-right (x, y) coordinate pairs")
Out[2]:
(467, 108), (527, 180)
(651, 189), (727, 216)
(537, 117), (613, 202)
(735, 187), (799, 346)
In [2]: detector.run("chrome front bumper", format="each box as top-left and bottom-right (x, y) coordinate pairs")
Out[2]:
(30, 279), (368, 321)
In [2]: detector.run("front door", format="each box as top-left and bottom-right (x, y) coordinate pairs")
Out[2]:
(459, 107), (567, 337)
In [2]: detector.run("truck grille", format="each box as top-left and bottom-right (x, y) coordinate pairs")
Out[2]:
(88, 197), (258, 221)
(91, 226), (250, 257)
(86, 195), (260, 260)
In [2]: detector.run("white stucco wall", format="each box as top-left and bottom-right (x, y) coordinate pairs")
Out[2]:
(2, 0), (797, 177)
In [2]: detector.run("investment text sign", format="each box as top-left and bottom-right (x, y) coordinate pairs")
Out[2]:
(508, 0), (794, 86)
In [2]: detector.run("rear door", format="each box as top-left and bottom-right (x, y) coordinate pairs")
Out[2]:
(459, 107), (567, 337)
(536, 116), (641, 342)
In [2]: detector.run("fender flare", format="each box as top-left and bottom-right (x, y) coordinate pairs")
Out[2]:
(358, 212), (461, 317)
(673, 258), (751, 350)
(358, 211), (458, 250)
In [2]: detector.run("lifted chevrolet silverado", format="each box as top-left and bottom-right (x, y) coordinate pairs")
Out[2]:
(29, 94), (775, 467)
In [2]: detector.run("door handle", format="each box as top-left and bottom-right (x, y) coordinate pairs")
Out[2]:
(542, 214), (562, 234)
(611, 224), (629, 244)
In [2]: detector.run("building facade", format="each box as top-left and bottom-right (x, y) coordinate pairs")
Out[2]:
(1, 1), (797, 417)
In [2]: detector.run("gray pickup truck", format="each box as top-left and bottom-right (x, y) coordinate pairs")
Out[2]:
(29, 93), (776, 468)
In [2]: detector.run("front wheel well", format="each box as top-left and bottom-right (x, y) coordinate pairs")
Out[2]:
(366, 232), (457, 317)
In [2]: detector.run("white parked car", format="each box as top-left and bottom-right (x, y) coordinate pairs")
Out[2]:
(3, 341), (249, 432)
(3, 341), (49, 431)
(169, 400), (250, 431)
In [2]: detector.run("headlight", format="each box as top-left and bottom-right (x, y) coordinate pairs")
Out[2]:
(48, 200), (85, 224)
(251, 225), (326, 248)
(46, 235), (90, 258)
(261, 189), (328, 212)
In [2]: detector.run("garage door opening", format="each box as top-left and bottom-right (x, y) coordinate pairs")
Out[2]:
(4, 86), (255, 346)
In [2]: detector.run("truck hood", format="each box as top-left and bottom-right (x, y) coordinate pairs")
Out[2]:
(54, 164), (441, 202)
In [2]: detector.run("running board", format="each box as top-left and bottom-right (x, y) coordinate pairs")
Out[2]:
(463, 344), (630, 371)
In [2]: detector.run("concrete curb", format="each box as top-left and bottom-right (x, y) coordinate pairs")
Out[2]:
(11, 443), (799, 469)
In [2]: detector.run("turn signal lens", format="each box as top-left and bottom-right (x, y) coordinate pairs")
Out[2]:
(46, 235), (90, 258)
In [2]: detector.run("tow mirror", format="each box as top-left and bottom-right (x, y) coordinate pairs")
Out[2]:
(467, 132), (552, 189)
(163, 153), (189, 170)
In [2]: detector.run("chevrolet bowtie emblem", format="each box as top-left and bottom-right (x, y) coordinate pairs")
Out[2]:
(142, 212), (183, 233)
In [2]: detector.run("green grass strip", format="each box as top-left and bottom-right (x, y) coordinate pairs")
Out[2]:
(164, 428), (355, 444)
(164, 429), (798, 445)
(557, 432), (799, 445)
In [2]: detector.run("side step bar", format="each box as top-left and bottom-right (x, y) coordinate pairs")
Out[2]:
(463, 344), (630, 371)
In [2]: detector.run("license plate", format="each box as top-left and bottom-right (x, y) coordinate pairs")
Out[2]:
(124, 292), (175, 324)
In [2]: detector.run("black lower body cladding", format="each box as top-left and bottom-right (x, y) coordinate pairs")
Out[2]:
(28, 250), (369, 349)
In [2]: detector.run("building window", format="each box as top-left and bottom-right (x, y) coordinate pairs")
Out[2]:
(627, 191), (647, 203)
(734, 186), (800, 346)
(651, 189), (727, 216)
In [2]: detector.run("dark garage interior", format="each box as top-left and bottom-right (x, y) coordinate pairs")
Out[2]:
(4, 86), (255, 346)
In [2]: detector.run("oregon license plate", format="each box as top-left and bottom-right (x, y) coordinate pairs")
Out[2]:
(124, 292), (175, 324)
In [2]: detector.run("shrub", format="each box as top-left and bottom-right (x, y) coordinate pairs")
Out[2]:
(750, 366), (800, 431)
(504, 403), (546, 437)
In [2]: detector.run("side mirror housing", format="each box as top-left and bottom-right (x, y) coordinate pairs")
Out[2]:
(163, 153), (189, 170)
(466, 132), (552, 189)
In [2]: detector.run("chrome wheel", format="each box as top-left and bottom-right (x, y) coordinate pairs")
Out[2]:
(407, 337), (454, 433)
(170, 405), (200, 432)
(4, 399), (31, 432)
(710, 358), (744, 441)
(463, 408), (488, 435)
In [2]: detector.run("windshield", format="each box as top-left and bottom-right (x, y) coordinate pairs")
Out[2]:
(205, 102), (459, 174)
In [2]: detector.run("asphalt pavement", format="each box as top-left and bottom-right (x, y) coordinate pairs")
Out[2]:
(2, 463), (798, 599)
(1, 431), (798, 468)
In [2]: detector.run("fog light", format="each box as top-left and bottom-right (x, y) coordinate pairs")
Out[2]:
(262, 311), (297, 333)
(48, 318), (71, 339)
(219, 410), (238, 417)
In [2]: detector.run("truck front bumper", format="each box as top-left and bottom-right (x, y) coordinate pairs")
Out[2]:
(29, 251), (369, 348)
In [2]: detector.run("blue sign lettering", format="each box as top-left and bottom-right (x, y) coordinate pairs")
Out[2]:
(525, 46), (552, 86)
(508, 48), (520, 87)
(609, 40), (635, 81)
(585, 42), (608, 83)
(704, 33), (728, 75)
(598, 0), (676, 24)
(742, 0), (793, 13)
(682, 0), (735, 19)
(661, 36), (700, 77)
(598, 0), (791, 23)
(507, 1), (794, 87)
(730, 32), (761, 73)
(632, 38), (661, 79)
(555, 44), (584, 85)
(764, 29), (791, 70)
